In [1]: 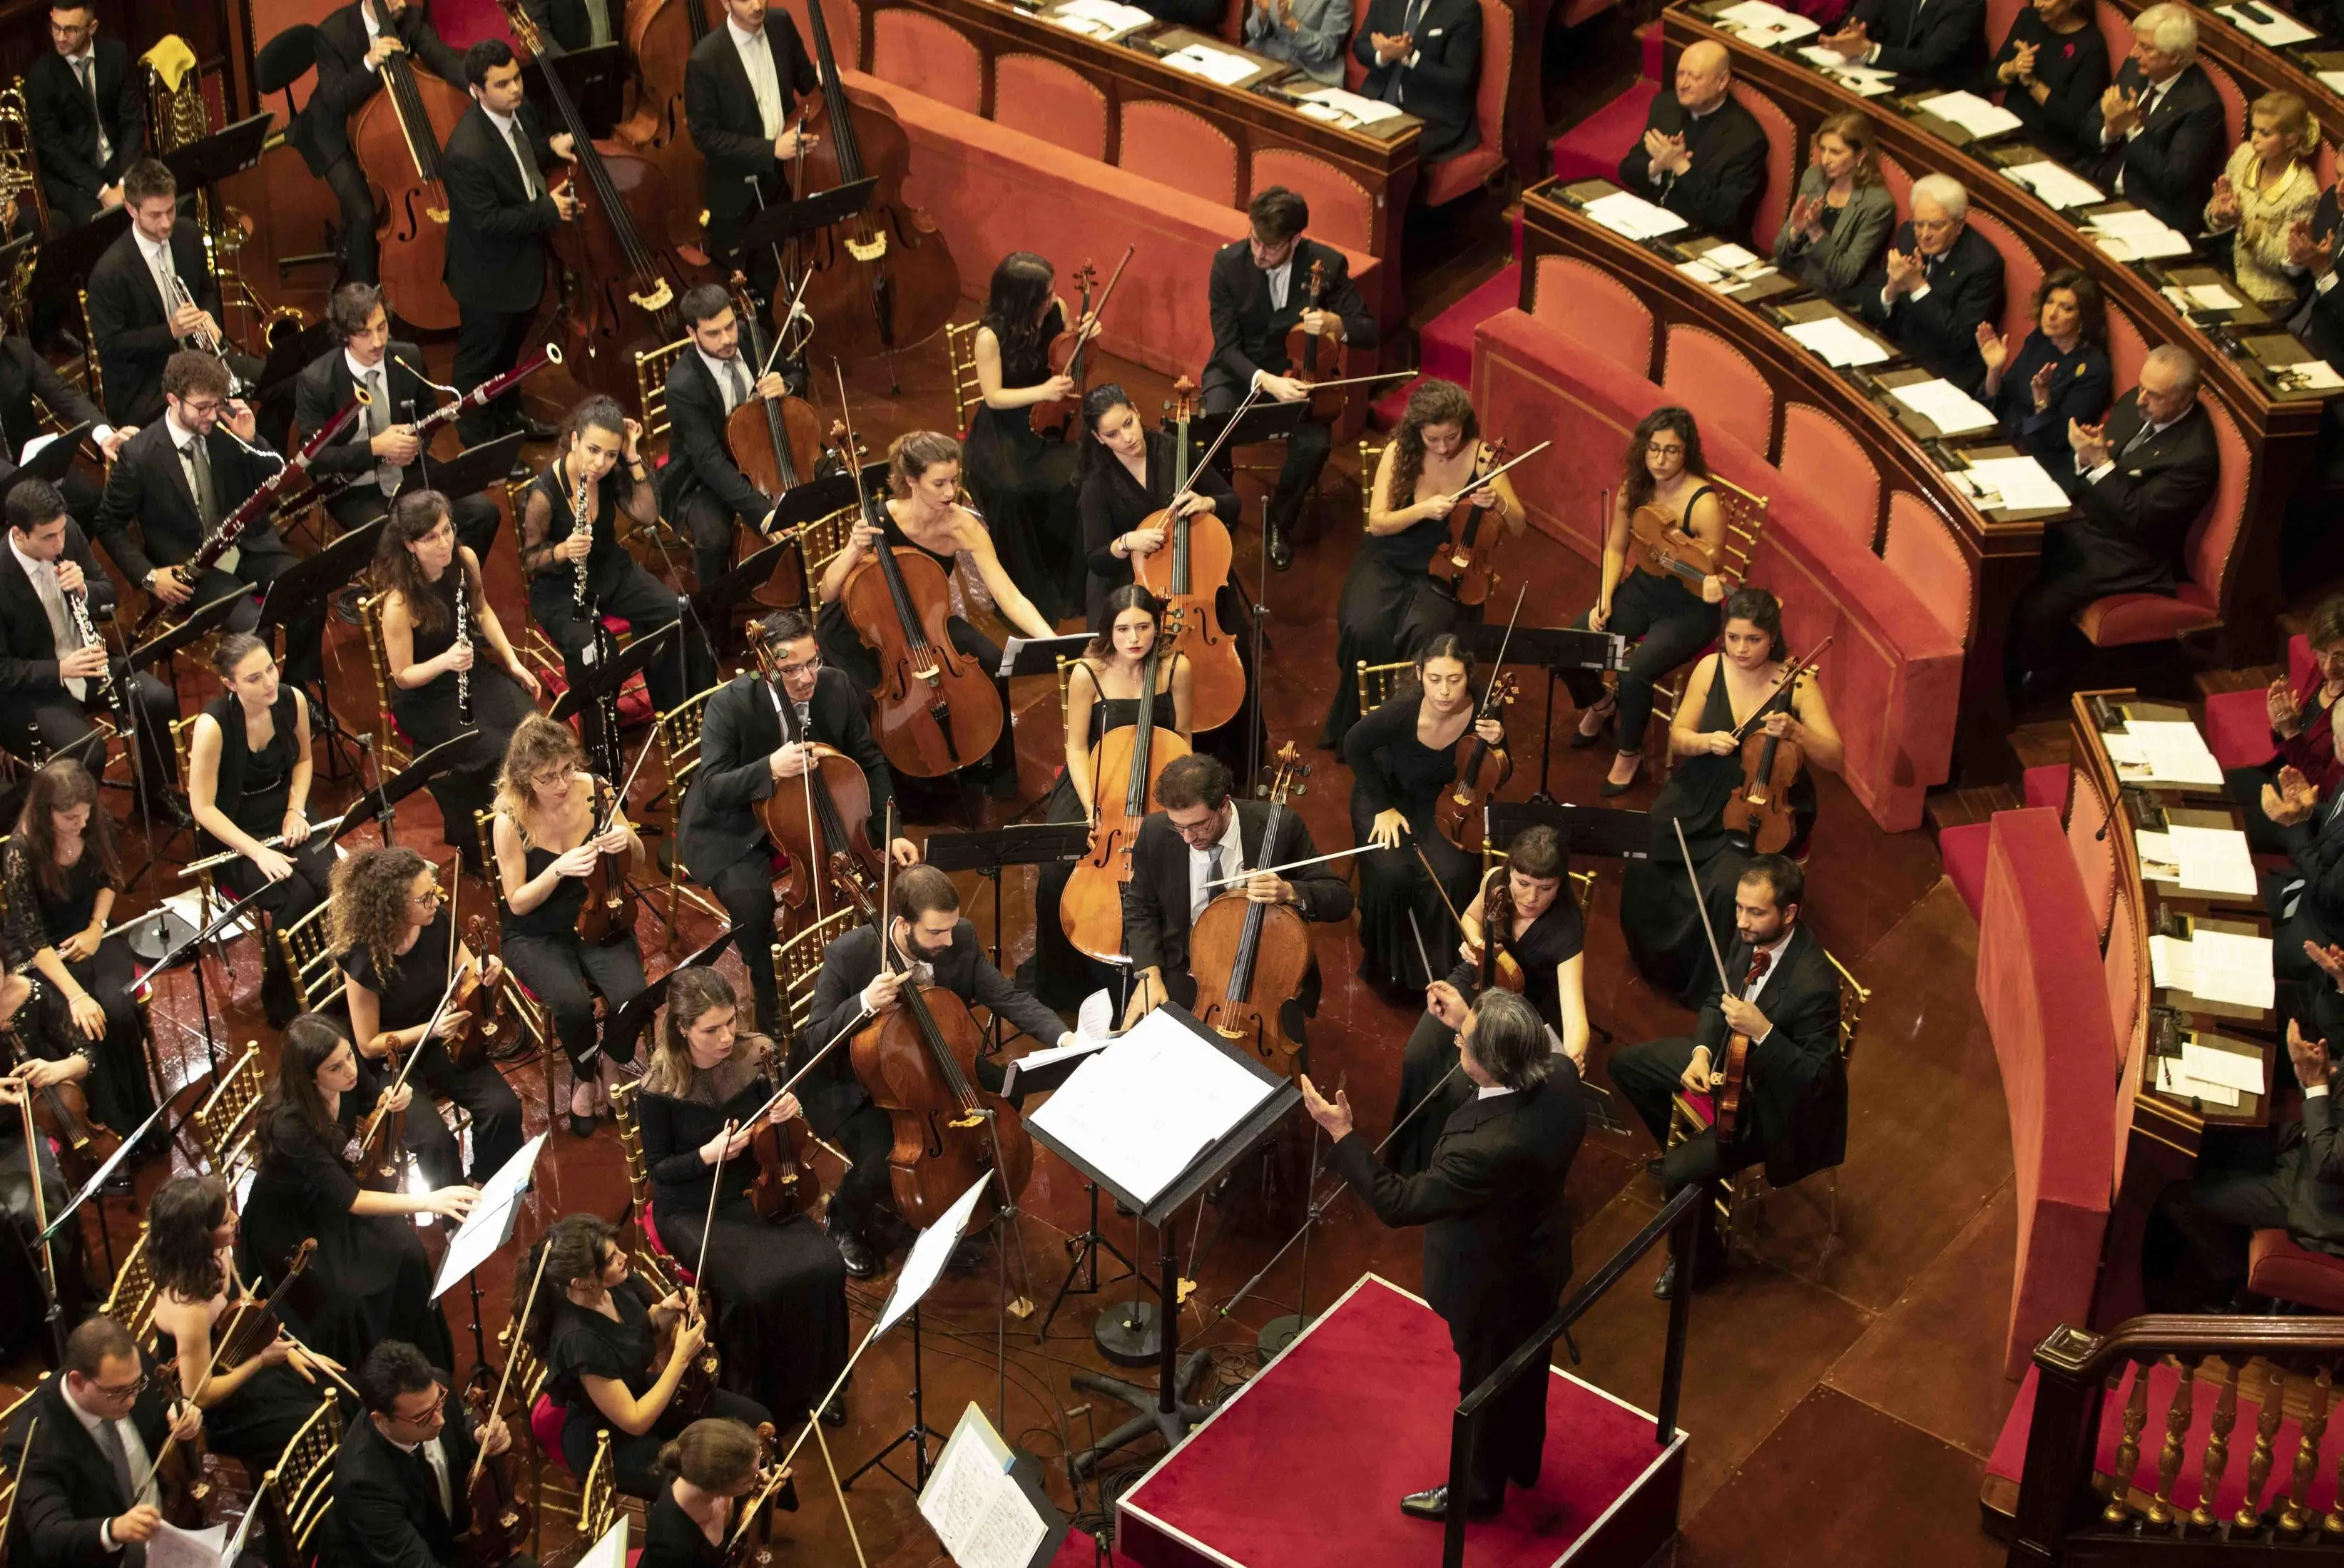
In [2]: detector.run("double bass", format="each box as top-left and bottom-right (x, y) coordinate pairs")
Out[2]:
(754, 661), (883, 921)
(1059, 612), (1189, 962)
(349, 0), (467, 330)
(1130, 380), (1245, 735)
(612, 0), (713, 247)
(1720, 638), (1832, 856)
(720, 273), (826, 611)
(1188, 744), (1313, 1076)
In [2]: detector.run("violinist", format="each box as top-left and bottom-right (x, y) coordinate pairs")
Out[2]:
(1323, 378), (1520, 749)
(188, 633), (333, 1029)
(0, 1067), (86, 1355)
(641, 1418), (771, 1568)
(83, 163), (257, 427)
(0, 1315), (205, 1568)
(683, 0), (817, 270)
(517, 1213), (767, 1497)
(285, 0), (468, 288)
(804, 864), (1067, 1273)
(148, 1174), (348, 1470)
(676, 609), (914, 1039)
(335, 1340), (531, 1568)
(239, 1015), (469, 1372)
(814, 432), (1059, 800)
(1202, 186), (1377, 571)
(374, 492), (541, 868)
(661, 284), (791, 592)
(1610, 855), (1845, 1298)
(1027, 586), (1191, 1011)
(1345, 635), (1502, 998)
(1391, 824), (1589, 1176)
(521, 396), (688, 718)
(492, 716), (649, 1139)
(1561, 407), (1728, 798)
(964, 252), (1084, 625)
(1622, 587), (1842, 1004)
(24, 1), (143, 230)
(1075, 382), (1240, 631)
(3, 760), (156, 1149)
(332, 845), (526, 1187)
(1116, 752), (1352, 1030)
(634, 965), (850, 1422)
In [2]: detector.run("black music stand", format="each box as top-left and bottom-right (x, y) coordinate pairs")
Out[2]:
(1483, 799), (1652, 861)
(738, 178), (882, 255)
(28, 208), (127, 307)
(603, 929), (735, 1066)
(521, 41), (626, 137)
(0, 422), (90, 497)
(1457, 623), (1626, 805)
(412, 431), (524, 504)
(767, 470), (861, 534)
(250, 320), (333, 404)
(550, 621), (679, 780)
(922, 823), (1092, 1050)
(256, 515), (387, 773)
(1012, 1041), (1142, 1343)
(1188, 399), (1308, 457)
(685, 540), (790, 689)
(133, 882), (271, 1084)
(163, 113), (273, 194)
(330, 729), (483, 846)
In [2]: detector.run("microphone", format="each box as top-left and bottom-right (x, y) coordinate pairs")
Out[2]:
(393, 353), (464, 398)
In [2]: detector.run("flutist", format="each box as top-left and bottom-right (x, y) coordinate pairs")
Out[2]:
(83, 159), (261, 427)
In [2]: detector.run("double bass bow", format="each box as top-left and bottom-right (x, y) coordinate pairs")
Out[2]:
(1435, 585), (1527, 856)
(1719, 636), (1833, 857)
(1130, 378), (1246, 735)
(1059, 606), (1191, 962)
(1188, 743), (1314, 1076)
(1029, 245), (1134, 441)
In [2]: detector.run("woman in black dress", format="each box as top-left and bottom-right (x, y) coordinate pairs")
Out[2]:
(641, 1419), (777, 1568)
(1976, 268), (2113, 466)
(492, 715), (648, 1139)
(3, 759), (152, 1143)
(332, 845), (525, 1188)
(519, 1212), (768, 1497)
(1345, 635), (1507, 997)
(148, 1174), (346, 1468)
(1621, 587), (1844, 1002)
(964, 251), (1084, 623)
(634, 965), (850, 1423)
(188, 633), (334, 1028)
(1389, 825), (1591, 1175)
(373, 489), (542, 868)
(238, 1014), (471, 1370)
(1985, 0), (2110, 165)
(1323, 379), (1521, 750)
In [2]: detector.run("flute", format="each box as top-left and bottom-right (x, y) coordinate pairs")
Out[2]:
(178, 813), (349, 877)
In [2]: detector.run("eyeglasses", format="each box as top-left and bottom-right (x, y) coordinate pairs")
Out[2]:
(775, 655), (822, 680)
(396, 1390), (449, 1427)
(414, 885), (445, 906)
(1646, 442), (1686, 457)
(91, 1373), (147, 1401)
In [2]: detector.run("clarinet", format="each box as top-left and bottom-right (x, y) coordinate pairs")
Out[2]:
(569, 464), (591, 618)
(68, 587), (121, 716)
(454, 569), (473, 726)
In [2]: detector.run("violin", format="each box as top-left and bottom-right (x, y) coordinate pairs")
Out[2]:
(755, 668), (884, 926)
(1719, 638), (1832, 857)
(0, 982), (121, 1179)
(1189, 744), (1314, 1076)
(152, 1239), (323, 1529)
(355, 1042), (412, 1193)
(142, 1364), (214, 1529)
(654, 1294), (723, 1423)
(1059, 612), (1191, 962)
(442, 915), (516, 1074)
(453, 1376), (534, 1568)
(349, 0), (467, 330)
(1434, 671), (1517, 855)
(720, 270), (825, 612)
(1130, 377), (1245, 735)
(748, 1035), (824, 1223)
(576, 775), (640, 948)
(1628, 502), (1720, 592)
(1283, 258), (1348, 424)
(1427, 437), (1513, 611)
(1468, 867), (1527, 995)
(1030, 246), (1134, 442)
(722, 1422), (801, 1562)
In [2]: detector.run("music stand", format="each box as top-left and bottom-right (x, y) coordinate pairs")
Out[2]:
(36, 1093), (171, 1286)
(162, 113), (273, 195)
(28, 208), (128, 307)
(133, 881), (272, 1084)
(922, 823), (1091, 1049)
(330, 729), (483, 846)
(1454, 623), (1626, 805)
(409, 432), (524, 504)
(0, 422), (89, 500)
(1188, 399), (1308, 455)
(431, 1131), (549, 1365)
(685, 540), (789, 689)
(603, 928), (735, 1068)
(1483, 799), (1653, 862)
(252, 320), (333, 405)
(551, 621), (678, 779)
(738, 178), (882, 256)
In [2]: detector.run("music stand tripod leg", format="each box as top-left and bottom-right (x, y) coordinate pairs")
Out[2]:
(843, 1302), (936, 1492)
(1528, 663), (1560, 807)
(1038, 1180), (1138, 1342)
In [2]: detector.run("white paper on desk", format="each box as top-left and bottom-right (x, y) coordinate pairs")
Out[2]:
(2181, 1038), (2268, 1095)
(2125, 718), (2224, 786)
(2134, 828), (2183, 881)
(1914, 89), (2024, 138)
(2149, 932), (2196, 991)
(1054, 0), (1155, 29)
(1701, 242), (1761, 270)
(2184, 282), (2243, 310)
(1298, 86), (1404, 125)
(1717, 0), (1820, 41)
(919, 1404), (1049, 1568)
(2157, 1057), (2244, 1106)
(1026, 1007), (1278, 1207)
(2169, 823), (2258, 896)
(2002, 160), (2105, 209)
(1888, 377), (1997, 435)
(1581, 190), (1689, 240)
(2188, 930), (2277, 1009)
(1161, 41), (1258, 85)
(2279, 359), (2344, 391)
(2217, 2), (2318, 42)
(2089, 211), (2192, 258)
(146, 1522), (228, 1568)
(1783, 315), (1891, 367)
(1044, 9), (1111, 33)
(1676, 258), (1728, 285)
(1962, 455), (2072, 511)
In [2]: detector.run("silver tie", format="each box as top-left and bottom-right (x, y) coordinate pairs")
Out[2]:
(76, 56), (109, 166)
(370, 367), (399, 496)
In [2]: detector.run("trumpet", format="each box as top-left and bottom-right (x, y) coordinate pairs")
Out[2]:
(569, 464), (591, 617)
(160, 265), (246, 397)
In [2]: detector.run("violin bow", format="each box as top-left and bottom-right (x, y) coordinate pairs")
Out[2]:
(1479, 584), (1528, 713)
(1725, 636), (1835, 746)
(1449, 441), (1551, 513)
(1410, 841), (1472, 931)
(467, 1236), (552, 1487)
(596, 733), (659, 840)
(1671, 815), (1736, 1006)
(8, 1083), (56, 1303)
(1405, 907), (1439, 989)
(355, 960), (475, 1164)
(1059, 243), (1136, 366)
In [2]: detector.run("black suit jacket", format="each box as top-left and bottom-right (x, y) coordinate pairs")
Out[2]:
(1848, 0), (1987, 86)
(293, 340), (451, 501)
(0, 335), (103, 459)
(333, 1395), (484, 1568)
(677, 668), (894, 882)
(684, 16), (818, 223)
(1690, 922), (1846, 1187)
(659, 347), (773, 525)
(1856, 220), (2005, 393)
(1619, 91), (1768, 241)
(84, 218), (220, 427)
(441, 102), (564, 315)
(1, 1363), (175, 1568)
(1351, 0), (1482, 161)
(1119, 800), (1353, 1011)
(2081, 61), (2226, 238)
(805, 917), (1066, 1058)
(524, 0), (621, 53)
(289, 1), (467, 176)
(92, 416), (285, 586)
(0, 518), (111, 727)
(2282, 793), (2344, 952)
(1203, 238), (1377, 397)
(24, 41), (144, 210)
(2052, 387), (2218, 596)
(2288, 1089), (2344, 1253)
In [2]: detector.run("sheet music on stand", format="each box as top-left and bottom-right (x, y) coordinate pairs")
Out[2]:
(432, 1132), (547, 1300)
(917, 1402), (1066, 1568)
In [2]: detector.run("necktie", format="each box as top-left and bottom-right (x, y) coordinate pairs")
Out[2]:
(1380, 7), (1416, 106)
(726, 357), (749, 413)
(1196, 845), (1226, 922)
(32, 562), (84, 702)
(1743, 947), (1772, 997)
(184, 439), (216, 526)
(369, 368), (399, 495)
(95, 1414), (135, 1506)
(76, 57), (110, 166)
(2120, 417), (2156, 459)
(417, 1440), (452, 1517)
(509, 121), (541, 200)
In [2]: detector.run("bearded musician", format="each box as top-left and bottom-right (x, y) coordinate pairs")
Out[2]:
(661, 283), (791, 593)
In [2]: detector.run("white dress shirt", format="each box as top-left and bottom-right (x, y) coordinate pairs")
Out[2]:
(11, 533), (85, 701)
(1188, 808), (1246, 924)
(698, 346), (750, 413)
(730, 17), (785, 141)
(1474, 1082), (1514, 1101)
(481, 105), (540, 198)
(138, 230), (180, 320)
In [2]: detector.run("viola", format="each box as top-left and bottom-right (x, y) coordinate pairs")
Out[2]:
(442, 915), (517, 1073)
(1189, 744), (1313, 1076)
(153, 1239), (322, 1528)
(748, 1036), (823, 1223)
(1470, 867), (1526, 996)
(453, 1378), (534, 1568)
(1627, 501), (1719, 591)
(1282, 257), (1348, 424)
(655, 1295), (723, 1422)
(1059, 615), (1191, 962)
(720, 273), (824, 611)
(1029, 245), (1133, 442)
(1434, 671), (1517, 855)
(755, 679), (883, 923)
(1130, 377), (1245, 735)
(1427, 437), (1512, 611)
(1719, 638), (1832, 857)
(143, 1364), (214, 1529)
(350, 0), (467, 330)
(611, 0), (715, 248)
(577, 775), (639, 948)
(1, 988), (121, 1179)
(356, 1042), (412, 1193)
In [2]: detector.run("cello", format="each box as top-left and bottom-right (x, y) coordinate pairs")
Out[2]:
(720, 272), (827, 611)
(1129, 378), (1245, 735)
(1029, 245), (1134, 441)
(1719, 638), (1832, 857)
(1188, 743), (1315, 1076)
(350, 0), (467, 330)
(1284, 258), (1348, 423)
(753, 653), (884, 923)
(1059, 610), (1190, 962)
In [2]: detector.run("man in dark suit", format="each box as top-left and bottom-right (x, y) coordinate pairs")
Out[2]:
(2256, 723), (2344, 987)
(1303, 989), (1584, 1522)
(663, 282), (788, 590)
(24, 0), (143, 230)
(1119, 751), (1354, 1032)
(0, 333), (122, 527)
(2165, 1019), (2344, 1287)
(804, 863), (1067, 1273)
(1856, 173), (2005, 392)
(524, 0), (618, 54)
(337, 1340), (531, 1568)
(285, 0), (467, 287)
(0, 479), (181, 818)
(1815, 0), (1988, 88)
(1610, 855), (1847, 1297)
(443, 40), (577, 445)
(295, 282), (501, 556)
(2005, 345), (2217, 703)
(1203, 185), (1377, 571)
(1619, 40), (1768, 241)
(685, 0), (818, 273)
(2079, 3), (2225, 238)
(678, 609), (916, 1047)
(83, 160), (254, 428)
(0, 1313), (204, 1568)
(1352, 0), (1482, 163)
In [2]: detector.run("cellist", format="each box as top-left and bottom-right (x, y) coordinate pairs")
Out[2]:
(683, 0), (817, 273)
(660, 283), (788, 591)
(1074, 383), (1240, 636)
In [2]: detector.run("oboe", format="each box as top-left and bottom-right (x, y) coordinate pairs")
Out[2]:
(454, 567), (473, 725)
(68, 587), (118, 714)
(569, 463), (591, 617)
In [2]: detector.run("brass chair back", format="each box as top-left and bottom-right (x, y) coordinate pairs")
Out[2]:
(103, 1225), (159, 1340)
(776, 905), (862, 1040)
(274, 900), (345, 1016)
(609, 1078), (655, 1231)
(257, 1393), (344, 1568)
(192, 1042), (265, 1187)
(800, 503), (860, 611)
(354, 594), (414, 772)
(1358, 440), (1383, 531)
(942, 322), (984, 437)
(577, 1429), (619, 1541)
(1355, 658), (1415, 717)
(634, 334), (694, 447)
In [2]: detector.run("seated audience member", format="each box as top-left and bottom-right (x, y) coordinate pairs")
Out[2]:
(2259, 716), (2344, 986)
(1771, 112), (1895, 302)
(1975, 268), (2113, 465)
(1817, 0), (1987, 88)
(1354, 0), (1482, 162)
(1243, 0), (1349, 85)
(1985, 0), (2110, 166)
(2205, 92), (2320, 309)
(2080, 3), (2224, 238)
(1858, 173), (2005, 393)
(2283, 212), (2344, 575)
(2226, 595), (2344, 855)
(2164, 1019), (2344, 1292)
(2004, 345), (2216, 705)
(1619, 41), (1767, 242)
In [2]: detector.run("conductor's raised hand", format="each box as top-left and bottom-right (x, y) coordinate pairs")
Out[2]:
(1298, 1074), (1353, 1140)
(1425, 979), (1469, 1029)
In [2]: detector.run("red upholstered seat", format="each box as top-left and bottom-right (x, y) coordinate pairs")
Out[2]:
(2103, 895), (2140, 1069)
(1984, 0), (2026, 62)
(1345, 0), (1372, 91)
(992, 54), (1107, 159)
(870, 9), (982, 113)
(1119, 101), (1240, 208)
(1251, 149), (1375, 253)
(2198, 55), (2246, 148)
(1662, 322), (1773, 454)
(1782, 404), (1880, 551)
(1551, 80), (1657, 185)
(2023, 763), (2072, 810)
(641, 1206), (691, 1284)
(2075, 394), (2247, 646)
(1882, 490), (1972, 645)
(1963, 206), (2039, 348)
(1727, 81), (1795, 251)
(1529, 254), (1653, 374)
(2105, 305), (2148, 391)
(1421, 0), (1512, 207)
(2248, 1229), (2344, 1310)
(531, 1394), (569, 1474)
(1876, 151), (1912, 214)
(2095, 4), (2133, 75)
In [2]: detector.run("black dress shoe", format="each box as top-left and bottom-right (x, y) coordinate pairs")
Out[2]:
(1267, 524), (1293, 572)
(150, 793), (197, 833)
(831, 1221), (880, 1280)
(1567, 705), (1614, 750)
(947, 1236), (990, 1273)
(1654, 1252), (1726, 1299)
(1653, 1255), (1678, 1300)
(1399, 1484), (1500, 1521)
(569, 1110), (597, 1140)
(818, 1391), (847, 1427)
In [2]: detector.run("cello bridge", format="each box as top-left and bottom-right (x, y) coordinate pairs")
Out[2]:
(630, 279), (676, 312)
(949, 1111), (987, 1129)
(428, 206), (449, 223)
(846, 231), (890, 263)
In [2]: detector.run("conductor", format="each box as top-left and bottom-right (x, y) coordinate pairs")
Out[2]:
(1300, 989), (1583, 1524)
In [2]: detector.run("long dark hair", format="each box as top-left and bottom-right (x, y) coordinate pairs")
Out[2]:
(258, 1014), (356, 1165)
(516, 1213), (621, 1355)
(1076, 382), (1141, 490)
(1084, 584), (1163, 661)
(643, 966), (755, 1096)
(1623, 407), (1708, 512)
(980, 251), (1057, 376)
(149, 1174), (232, 1303)
(14, 758), (120, 905)
(1720, 585), (1786, 659)
(1388, 379), (1477, 513)
(370, 490), (474, 640)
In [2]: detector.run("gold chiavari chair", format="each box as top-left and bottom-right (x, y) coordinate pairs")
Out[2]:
(646, 686), (728, 932)
(942, 322), (983, 438)
(1355, 658), (1415, 718)
(775, 905), (860, 1040)
(352, 594), (414, 773)
(191, 1042), (265, 1190)
(255, 1392), (342, 1568)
